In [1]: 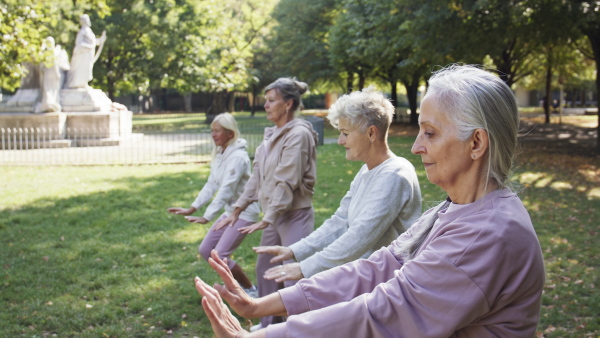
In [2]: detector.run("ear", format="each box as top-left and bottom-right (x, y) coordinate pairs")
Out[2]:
(470, 128), (489, 160)
(285, 99), (294, 113)
(367, 125), (378, 143)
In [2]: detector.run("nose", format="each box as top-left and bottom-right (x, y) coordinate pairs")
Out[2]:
(411, 135), (424, 155)
(337, 133), (345, 145)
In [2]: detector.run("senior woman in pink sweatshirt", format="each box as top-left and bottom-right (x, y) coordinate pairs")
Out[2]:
(193, 65), (545, 338)
(215, 77), (318, 330)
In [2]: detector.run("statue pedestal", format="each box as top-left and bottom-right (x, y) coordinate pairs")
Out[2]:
(0, 110), (133, 145)
(60, 87), (113, 112)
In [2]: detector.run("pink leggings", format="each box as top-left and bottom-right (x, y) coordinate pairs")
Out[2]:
(257, 207), (314, 327)
(198, 213), (253, 270)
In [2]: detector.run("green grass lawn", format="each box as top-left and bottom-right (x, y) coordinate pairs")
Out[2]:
(0, 134), (598, 337)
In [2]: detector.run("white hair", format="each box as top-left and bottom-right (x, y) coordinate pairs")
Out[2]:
(327, 86), (394, 139)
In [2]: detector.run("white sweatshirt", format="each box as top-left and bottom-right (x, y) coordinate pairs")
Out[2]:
(191, 138), (260, 222)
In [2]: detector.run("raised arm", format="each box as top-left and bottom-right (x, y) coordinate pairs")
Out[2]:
(298, 171), (414, 277)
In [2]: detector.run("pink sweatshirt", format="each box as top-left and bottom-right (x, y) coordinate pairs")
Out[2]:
(267, 189), (544, 338)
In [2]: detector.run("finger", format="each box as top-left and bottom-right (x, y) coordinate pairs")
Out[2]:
(195, 277), (220, 299)
(238, 226), (251, 234)
(269, 254), (287, 264)
(209, 250), (231, 274)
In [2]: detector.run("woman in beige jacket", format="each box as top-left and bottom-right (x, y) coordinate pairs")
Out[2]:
(215, 77), (318, 330)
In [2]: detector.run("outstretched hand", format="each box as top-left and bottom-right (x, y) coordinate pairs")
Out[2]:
(213, 214), (238, 231)
(238, 221), (270, 234)
(205, 250), (259, 319)
(167, 207), (196, 216)
(253, 246), (295, 264)
(185, 216), (209, 224)
(263, 262), (304, 283)
(194, 276), (248, 338)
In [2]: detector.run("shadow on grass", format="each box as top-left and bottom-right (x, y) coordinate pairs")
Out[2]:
(0, 170), (259, 337)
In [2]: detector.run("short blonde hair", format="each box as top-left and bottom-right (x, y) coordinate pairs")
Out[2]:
(327, 86), (394, 139)
(211, 113), (240, 157)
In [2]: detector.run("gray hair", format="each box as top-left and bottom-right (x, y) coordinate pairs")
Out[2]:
(398, 64), (519, 262)
(327, 86), (394, 139)
(264, 77), (309, 113)
(425, 64), (519, 191)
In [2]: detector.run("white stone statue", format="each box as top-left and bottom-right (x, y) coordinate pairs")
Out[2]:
(35, 37), (70, 113)
(65, 14), (106, 89)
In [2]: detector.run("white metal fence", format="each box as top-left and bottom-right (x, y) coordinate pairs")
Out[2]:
(0, 127), (264, 165)
(0, 115), (324, 165)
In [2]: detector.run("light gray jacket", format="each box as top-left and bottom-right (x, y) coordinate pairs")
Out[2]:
(290, 156), (422, 277)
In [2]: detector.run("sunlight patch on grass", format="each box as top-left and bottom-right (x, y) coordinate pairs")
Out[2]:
(124, 276), (176, 296)
(586, 187), (600, 200)
(534, 177), (554, 188)
(550, 181), (573, 191)
(171, 226), (207, 244)
(522, 200), (541, 212)
(517, 172), (546, 184)
(314, 207), (333, 214)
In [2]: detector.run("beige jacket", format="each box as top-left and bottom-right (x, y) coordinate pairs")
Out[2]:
(234, 118), (318, 224)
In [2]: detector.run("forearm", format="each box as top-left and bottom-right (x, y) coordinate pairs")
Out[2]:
(251, 292), (287, 318)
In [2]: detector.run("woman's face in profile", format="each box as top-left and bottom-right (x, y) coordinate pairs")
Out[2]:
(337, 118), (370, 162)
(211, 122), (233, 148)
(264, 89), (290, 126)
(411, 96), (473, 192)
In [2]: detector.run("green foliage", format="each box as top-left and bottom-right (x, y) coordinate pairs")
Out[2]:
(268, 0), (340, 87)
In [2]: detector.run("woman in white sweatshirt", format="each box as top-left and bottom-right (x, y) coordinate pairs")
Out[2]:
(168, 113), (260, 295)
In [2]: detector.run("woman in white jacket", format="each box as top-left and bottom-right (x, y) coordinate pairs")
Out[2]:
(168, 113), (260, 295)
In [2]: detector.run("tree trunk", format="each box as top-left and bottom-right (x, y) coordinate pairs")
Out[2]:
(390, 80), (398, 108)
(544, 47), (553, 124)
(585, 31), (600, 151)
(251, 85), (258, 116)
(106, 48), (115, 101)
(208, 91), (227, 122)
(227, 91), (235, 112)
(358, 71), (366, 91)
(346, 71), (354, 93)
(402, 72), (420, 125)
(183, 92), (192, 113)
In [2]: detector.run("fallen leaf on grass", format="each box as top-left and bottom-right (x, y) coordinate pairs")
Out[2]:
(544, 284), (556, 289)
(544, 325), (556, 333)
(42, 256), (49, 262)
(86, 304), (93, 309)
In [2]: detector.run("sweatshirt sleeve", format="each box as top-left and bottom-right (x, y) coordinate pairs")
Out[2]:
(233, 145), (263, 211)
(201, 154), (247, 221)
(268, 246), (487, 338)
(190, 165), (219, 210)
(262, 129), (313, 224)
(289, 179), (354, 262)
(297, 170), (412, 277)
